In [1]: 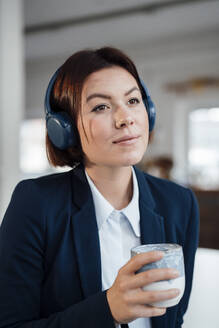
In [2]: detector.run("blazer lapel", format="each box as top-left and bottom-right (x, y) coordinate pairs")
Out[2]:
(134, 166), (167, 328)
(134, 166), (166, 244)
(70, 164), (102, 298)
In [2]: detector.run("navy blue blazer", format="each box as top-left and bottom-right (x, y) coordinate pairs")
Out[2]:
(0, 164), (199, 328)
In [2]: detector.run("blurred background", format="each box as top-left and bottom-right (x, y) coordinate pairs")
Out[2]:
(0, 0), (219, 327)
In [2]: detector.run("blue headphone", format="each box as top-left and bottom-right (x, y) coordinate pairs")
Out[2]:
(45, 69), (156, 150)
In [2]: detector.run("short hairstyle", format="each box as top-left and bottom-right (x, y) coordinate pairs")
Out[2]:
(46, 46), (145, 167)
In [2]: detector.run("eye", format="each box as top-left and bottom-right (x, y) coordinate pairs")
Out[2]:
(128, 97), (140, 105)
(92, 104), (109, 112)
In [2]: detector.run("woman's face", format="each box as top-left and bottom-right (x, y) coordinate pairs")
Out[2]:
(77, 66), (149, 168)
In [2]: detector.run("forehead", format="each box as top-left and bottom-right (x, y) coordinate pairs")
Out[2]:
(82, 66), (138, 95)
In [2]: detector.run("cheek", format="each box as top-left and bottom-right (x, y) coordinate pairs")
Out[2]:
(77, 117), (109, 149)
(139, 109), (149, 132)
(139, 112), (149, 147)
(89, 119), (110, 145)
(76, 117), (86, 146)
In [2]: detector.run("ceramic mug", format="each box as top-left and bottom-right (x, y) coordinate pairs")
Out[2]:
(131, 243), (185, 307)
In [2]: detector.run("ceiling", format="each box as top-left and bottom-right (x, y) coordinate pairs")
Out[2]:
(24, 0), (219, 61)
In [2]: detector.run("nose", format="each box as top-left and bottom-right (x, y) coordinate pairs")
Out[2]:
(114, 107), (134, 129)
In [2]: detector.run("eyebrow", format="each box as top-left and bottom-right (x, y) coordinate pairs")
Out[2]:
(86, 86), (140, 103)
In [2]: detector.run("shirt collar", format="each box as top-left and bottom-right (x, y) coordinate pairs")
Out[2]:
(121, 167), (140, 237)
(85, 167), (140, 238)
(84, 170), (114, 231)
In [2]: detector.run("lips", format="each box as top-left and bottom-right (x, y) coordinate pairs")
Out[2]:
(113, 135), (139, 144)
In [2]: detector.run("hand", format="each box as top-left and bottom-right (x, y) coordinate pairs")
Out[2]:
(106, 251), (180, 324)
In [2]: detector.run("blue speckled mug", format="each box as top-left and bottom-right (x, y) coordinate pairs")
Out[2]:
(131, 244), (185, 308)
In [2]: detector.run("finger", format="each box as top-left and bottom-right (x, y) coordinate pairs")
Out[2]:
(133, 304), (167, 318)
(122, 251), (164, 275)
(130, 288), (180, 305)
(127, 268), (179, 289)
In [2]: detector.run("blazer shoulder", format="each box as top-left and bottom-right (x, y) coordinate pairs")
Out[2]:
(139, 169), (196, 206)
(8, 170), (74, 214)
(144, 171), (188, 191)
(15, 169), (72, 194)
(138, 170), (199, 232)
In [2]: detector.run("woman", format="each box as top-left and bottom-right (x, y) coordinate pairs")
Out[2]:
(0, 47), (199, 328)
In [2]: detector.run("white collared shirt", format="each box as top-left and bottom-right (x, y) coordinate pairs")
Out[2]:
(85, 167), (151, 328)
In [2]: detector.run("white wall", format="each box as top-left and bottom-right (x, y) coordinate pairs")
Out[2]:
(0, 0), (24, 220)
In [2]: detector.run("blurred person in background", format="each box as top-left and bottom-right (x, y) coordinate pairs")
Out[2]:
(0, 47), (199, 328)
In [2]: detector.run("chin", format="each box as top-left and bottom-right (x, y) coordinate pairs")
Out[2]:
(118, 152), (145, 167)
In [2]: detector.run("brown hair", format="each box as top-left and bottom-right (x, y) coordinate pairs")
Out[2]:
(46, 46), (145, 167)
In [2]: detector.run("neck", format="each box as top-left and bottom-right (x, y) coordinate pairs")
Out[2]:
(85, 165), (133, 210)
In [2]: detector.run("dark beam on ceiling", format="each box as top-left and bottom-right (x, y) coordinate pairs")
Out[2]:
(25, 0), (215, 34)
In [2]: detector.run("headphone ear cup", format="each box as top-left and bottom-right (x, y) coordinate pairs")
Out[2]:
(144, 97), (156, 132)
(140, 79), (156, 132)
(44, 69), (80, 150)
(46, 112), (78, 150)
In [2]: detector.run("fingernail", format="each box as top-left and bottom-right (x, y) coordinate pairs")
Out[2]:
(172, 289), (180, 295)
(172, 270), (180, 276)
(157, 251), (165, 257)
(159, 308), (166, 315)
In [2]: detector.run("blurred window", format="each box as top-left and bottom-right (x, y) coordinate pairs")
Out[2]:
(19, 119), (68, 178)
(188, 107), (219, 189)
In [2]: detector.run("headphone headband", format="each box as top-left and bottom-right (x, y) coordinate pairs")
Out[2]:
(44, 69), (60, 118)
